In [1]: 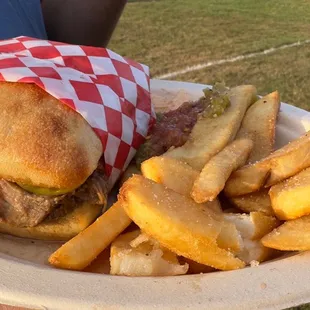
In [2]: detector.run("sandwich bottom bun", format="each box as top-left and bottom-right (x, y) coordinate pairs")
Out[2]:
(0, 202), (102, 241)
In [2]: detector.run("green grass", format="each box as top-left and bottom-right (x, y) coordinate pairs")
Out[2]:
(288, 306), (310, 310)
(292, 306), (310, 310)
(177, 45), (310, 111)
(109, 0), (310, 110)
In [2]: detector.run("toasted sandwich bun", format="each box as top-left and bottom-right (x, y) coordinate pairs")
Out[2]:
(0, 82), (102, 190)
(0, 202), (102, 241)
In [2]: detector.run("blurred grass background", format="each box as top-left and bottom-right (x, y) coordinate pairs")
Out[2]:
(109, 0), (310, 110)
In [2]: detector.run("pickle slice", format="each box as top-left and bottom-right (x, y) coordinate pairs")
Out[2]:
(17, 183), (72, 196)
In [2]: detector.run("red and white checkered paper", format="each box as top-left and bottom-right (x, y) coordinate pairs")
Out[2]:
(0, 36), (155, 188)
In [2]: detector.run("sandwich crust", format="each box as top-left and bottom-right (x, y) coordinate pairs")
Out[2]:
(0, 82), (102, 189)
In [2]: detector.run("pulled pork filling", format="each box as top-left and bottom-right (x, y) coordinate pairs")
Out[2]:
(135, 85), (230, 166)
(135, 99), (208, 166)
(0, 159), (108, 227)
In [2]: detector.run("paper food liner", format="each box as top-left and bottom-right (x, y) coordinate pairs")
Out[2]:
(0, 36), (155, 188)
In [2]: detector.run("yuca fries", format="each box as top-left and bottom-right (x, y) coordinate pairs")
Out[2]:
(223, 212), (280, 240)
(191, 138), (253, 203)
(130, 166), (234, 248)
(228, 189), (274, 216)
(216, 220), (243, 254)
(141, 156), (199, 197)
(225, 131), (310, 197)
(269, 167), (310, 220)
(47, 84), (303, 276)
(236, 91), (280, 164)
(110, 230), (188, 276)
(237, 239), (276, 264)
(164, 85), (257, 170)
(120, 175), (245, 271)
(49, 201), (131, 270)
(225, 92), (279, 215)
(224, 164), (270, 197)
(141, 156), (221, 213)
(223, 212), (279, 264)
(262, 215), (310, 251)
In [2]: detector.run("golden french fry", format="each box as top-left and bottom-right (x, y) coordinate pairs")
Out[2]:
(236, 91), (280, 164)
(119, 175), (245, 271)
(262, 215), (310, 251)
(119, 163), (141, 187)
(237, 239), (276, 264)
(224, 212), (280, 240)
(222, 211), (279, 265)
(228, 189), (274, 216)
(141, 156), (199, 197)
(225, 130), (310, 196)
(164, 85), (257, 170)
(206, 199), (222, 213)
(48, 201), (132, 270)
(224, 165), (270, 197)
(269, 167), (310, 220)
(216, 221), (243, 254)
(141, 155), (222, 213)
(110, 230), (189, 276)
(191, 139), (253, 203)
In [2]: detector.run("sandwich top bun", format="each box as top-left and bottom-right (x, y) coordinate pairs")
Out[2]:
(0, 82), (102, 190)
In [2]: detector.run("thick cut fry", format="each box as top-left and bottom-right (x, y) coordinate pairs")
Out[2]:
(120, 175), (245, 271)
(119, 164), (141, 186)
(224, 165), (270, 197)
(216, 221), (243, 254)
(229, 189), (274, 216)
(236, 91), (280, 164)
(124, 176), (233, 248)
(110, 230), (188, 276)
(164, 85), (257, 170)
(191, 139), (253, 203)
(237, 239), (275, 264)
(141, 156), (221, 213)
(222, 211), (278, 264)
(269, 167), (310, 220)
(262, 215), (310, 251)
(204, 199), (222, 213)
(225, 131), (310, 196)
(48, 201), (132, 270)
(223, 212), (280, 240)
(141, 156), (199, 197)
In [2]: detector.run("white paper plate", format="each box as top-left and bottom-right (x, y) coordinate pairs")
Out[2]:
(1, 79), (310, 310)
